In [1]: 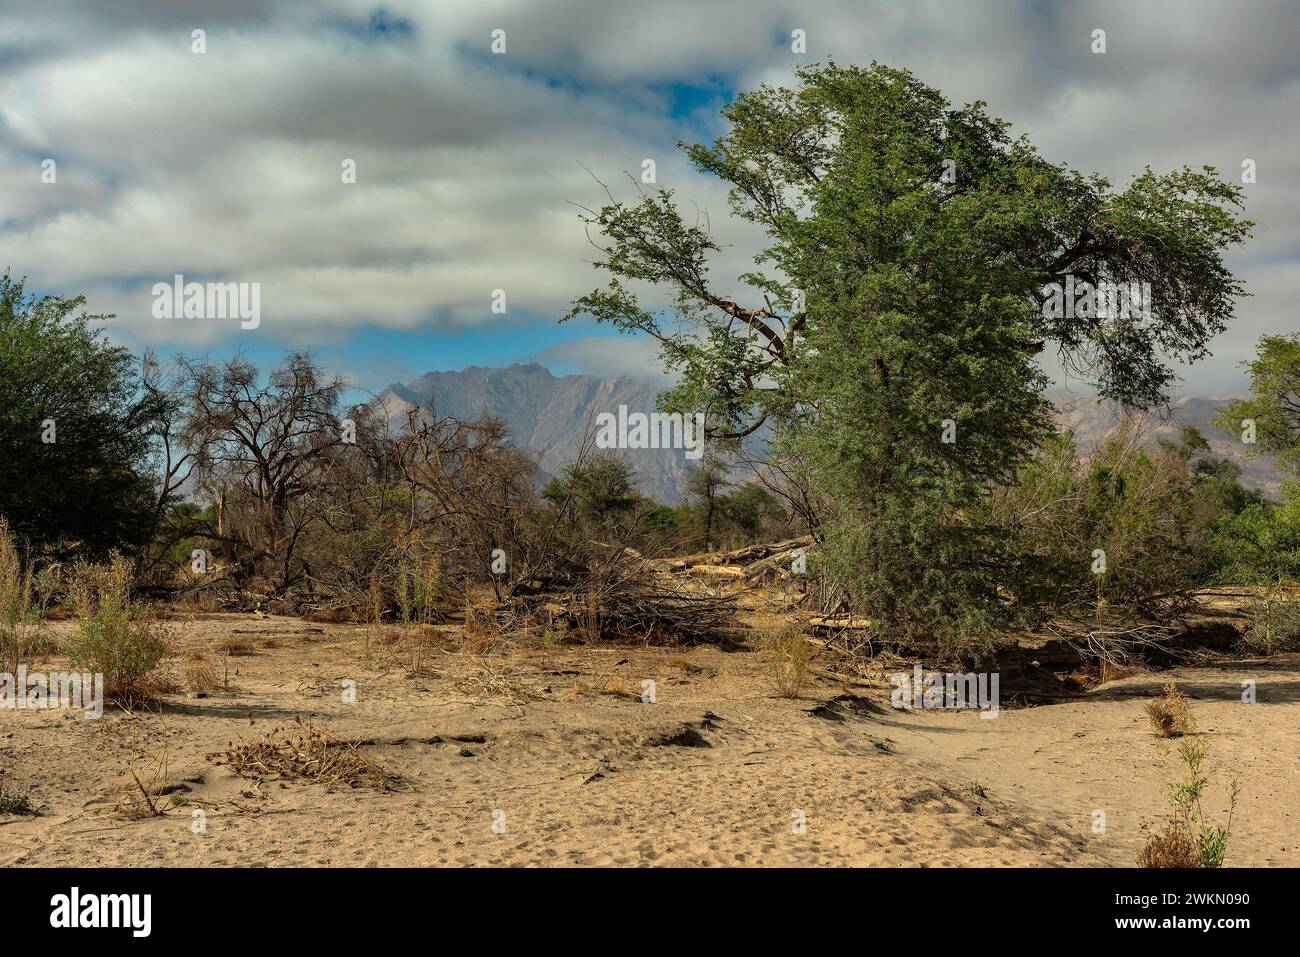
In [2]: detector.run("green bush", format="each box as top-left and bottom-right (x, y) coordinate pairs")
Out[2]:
(65, 553), (169, 703)
(1208, 499), (1300, 586)
(1243, 593), (1300, 654)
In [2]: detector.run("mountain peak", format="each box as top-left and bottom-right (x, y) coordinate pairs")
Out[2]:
(377, 363), (693, 502)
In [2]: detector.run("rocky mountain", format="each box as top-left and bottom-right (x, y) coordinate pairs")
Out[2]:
(375, 366), (1285, 502)
(376, 363), (699, 502)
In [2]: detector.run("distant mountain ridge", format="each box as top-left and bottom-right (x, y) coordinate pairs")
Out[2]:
(375, 365), (1284, 502)
(1050, 390), (1284, 498)
(376, 363), (697, 502)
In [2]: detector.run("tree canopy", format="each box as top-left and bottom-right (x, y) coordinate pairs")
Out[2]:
(568, 62), (1252, 646)
(0, 271), (162, 558)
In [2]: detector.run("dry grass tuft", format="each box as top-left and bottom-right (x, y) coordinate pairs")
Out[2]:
(184, 662), (223, 693)
(759, 624), (811, 698)
(568, 671), (640, 700)
(1137, 822), (1200, 867)
(0, 784), (37, 817)
(211, 717), (404, 792)
(1145, 679), (1194, 738)
(453, 656), (542, 704)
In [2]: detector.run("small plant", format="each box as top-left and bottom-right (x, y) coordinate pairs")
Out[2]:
(1243, 591), (1300, 654)
(1138, 739), (1240, 868)
(1144, 679), (1194, 738)
(0, 784), (37, 816)
(1136, 822), (1198, 868)
(184, 662), (222, 693)
(404, 626), (437, 676)
(761, 624), (811, 699)
(0, 517), (53, 675)
(65, 552), (170, 705)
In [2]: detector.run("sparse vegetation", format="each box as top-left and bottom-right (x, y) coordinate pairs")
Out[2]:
(1145, 679), (1195, 738)
(760, 624), (811, 698)
(0, 48), (1288, 873)
(118, 726), (172, 820)
(1139, 739), (1239, 868)
(65, 552), (170, 704)
(212, 718), (404, 792)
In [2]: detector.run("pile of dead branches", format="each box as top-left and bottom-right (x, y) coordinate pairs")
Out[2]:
(658, 536), (814, 582)
(494, 538), (741, 645)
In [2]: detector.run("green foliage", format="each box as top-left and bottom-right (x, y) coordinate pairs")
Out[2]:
(1138, 737), (1240, 869)
(567, 62), (1250, 651)
(541, 453), (639, 526)
(65, 553), (169, 702)
(717, 482), (786, 541)
(0, 271), (163, 559)
(1168, 740), (1239, 869)
(994, 424), (1253, 616)
(1215, 334), (1300, 477)
(1243, 592), (1300, 654)
(1208, 500), (1300, 585)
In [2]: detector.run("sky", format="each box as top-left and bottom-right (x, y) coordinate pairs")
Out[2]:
(1, 0), (1296, 398)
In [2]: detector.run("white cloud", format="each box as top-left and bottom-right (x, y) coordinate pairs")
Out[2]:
(0, 0), (1293, 393)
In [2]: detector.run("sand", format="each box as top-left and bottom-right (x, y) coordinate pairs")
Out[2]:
(1, 613), (1296, 867)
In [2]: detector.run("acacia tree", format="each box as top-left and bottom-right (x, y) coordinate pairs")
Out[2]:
(567, 62), (1251, 649)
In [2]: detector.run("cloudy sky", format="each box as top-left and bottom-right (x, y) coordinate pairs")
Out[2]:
(1, 0), (1294, 396)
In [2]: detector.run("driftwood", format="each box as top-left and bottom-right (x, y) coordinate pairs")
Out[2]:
(663, 536), (814, 572)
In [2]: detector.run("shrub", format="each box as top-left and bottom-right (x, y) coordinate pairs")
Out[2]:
(0, 517), (53, 674)
(1136, 823), (1199, 868)
(1208, 499), (1300, 586)
(1144, 679), (1194, 738)
(0, 784), (37, 816)
(994, 428), (1211, 619)
(65, 553), (169, 704)
(184, 662), (222, 693)
(760, 624), (811, 699)
(1243, 592), (1300, 654)
(1139, 740), (1239, 868)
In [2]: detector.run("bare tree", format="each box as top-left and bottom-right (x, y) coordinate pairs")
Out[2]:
(179, 351), (355, 593)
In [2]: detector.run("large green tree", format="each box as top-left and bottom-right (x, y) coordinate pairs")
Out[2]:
(567, 63), (1251, 647)
(0, 271), (163, 558)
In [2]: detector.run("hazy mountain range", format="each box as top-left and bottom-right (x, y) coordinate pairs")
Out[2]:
(376, 364), (1284, 503)
(376, 363), (697, 502)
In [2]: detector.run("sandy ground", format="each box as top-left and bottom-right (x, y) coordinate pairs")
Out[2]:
(1, 613), (1296, 867)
